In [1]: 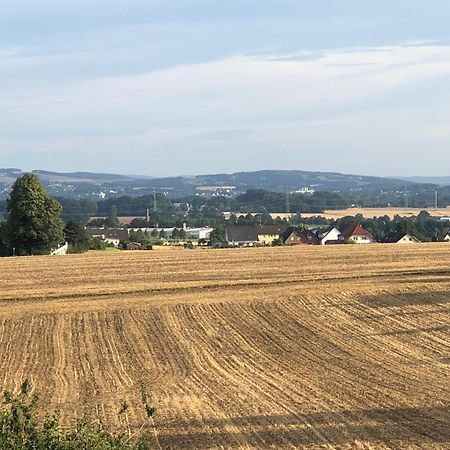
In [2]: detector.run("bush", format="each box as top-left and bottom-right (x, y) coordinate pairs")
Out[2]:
(90, 237), (108, 251)
(0, 380), (156, 450)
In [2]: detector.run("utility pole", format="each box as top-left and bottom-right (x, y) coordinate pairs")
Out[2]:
(404, 182), (408, 209)
(435, 190), (438, 209)
(153, 192), (159, 228)
(286, 188), (290, 214)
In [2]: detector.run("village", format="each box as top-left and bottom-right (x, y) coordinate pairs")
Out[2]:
(85, 221), (449, 250)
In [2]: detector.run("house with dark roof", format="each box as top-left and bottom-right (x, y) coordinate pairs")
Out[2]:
(226, 226), (259, 246)
(256, 225), (288, 245)
(281, 227), (320, 245)
(281, 227), (301, 245)
(340, 224), (374, 244)
(381, 231), (420, 244)
(226, 225), (288, 246)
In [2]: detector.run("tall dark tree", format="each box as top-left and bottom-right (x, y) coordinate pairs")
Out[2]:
(209, 226), (225, 244)
(0, 222), (8, 257)
(6, 174), (64, 255)
(64, 220), (91, 253)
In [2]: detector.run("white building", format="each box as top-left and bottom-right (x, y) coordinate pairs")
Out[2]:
(292, 187), (315, 194)
(131, 226), (214, 240)
(316, 226), (342, 245)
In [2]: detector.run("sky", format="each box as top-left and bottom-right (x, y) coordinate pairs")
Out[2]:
(1, 1), (450, 177)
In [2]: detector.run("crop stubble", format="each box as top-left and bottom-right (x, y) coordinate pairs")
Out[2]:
(0, 245), (449, 449)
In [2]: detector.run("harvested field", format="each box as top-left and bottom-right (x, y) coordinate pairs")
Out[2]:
(301, 207), (450, 220)
(0, 245), (449, 449)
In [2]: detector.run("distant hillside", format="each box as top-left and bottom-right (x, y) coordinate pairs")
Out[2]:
(0, 168), (440, 201)
(32, 170), (151, 183)
(117, 169), (431, 195)
(192, 170), (422, 192)
(0, 169), (153, 183)
(397, 176), (450, 186)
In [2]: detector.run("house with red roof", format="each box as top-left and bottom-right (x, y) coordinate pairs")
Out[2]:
(340, 224), (374, 244)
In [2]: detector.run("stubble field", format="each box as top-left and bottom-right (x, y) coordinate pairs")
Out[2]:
(0, 245), (449, 449)
(301, 207), (450, 220)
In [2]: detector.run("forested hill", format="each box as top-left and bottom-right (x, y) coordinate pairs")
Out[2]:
(191, 170), (428, 192)
(0, 168), (445, 200)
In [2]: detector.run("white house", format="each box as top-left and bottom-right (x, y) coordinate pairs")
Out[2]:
(340, 224), (374, 244)
(316, 226), (342, 245)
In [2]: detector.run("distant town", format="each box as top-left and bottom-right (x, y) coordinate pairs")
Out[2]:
(1, 170), (450, 256)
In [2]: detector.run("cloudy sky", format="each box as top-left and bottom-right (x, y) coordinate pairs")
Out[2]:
(1, 1), (450, 177)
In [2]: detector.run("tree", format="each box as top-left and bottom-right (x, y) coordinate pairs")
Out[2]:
(6, 174), (64, 255)
(0, 222), (8, 257)
(209, 226), (225, 245)
(104, 216), (121, 228)
(64, 221), (91, 253)
(128, 218), (149, 228)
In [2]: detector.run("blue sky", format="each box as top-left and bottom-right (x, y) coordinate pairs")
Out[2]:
(1, 1), (450, 176)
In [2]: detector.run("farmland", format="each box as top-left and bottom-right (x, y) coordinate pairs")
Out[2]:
(301, 207), (450, 220)
(0, 245), (449, 449)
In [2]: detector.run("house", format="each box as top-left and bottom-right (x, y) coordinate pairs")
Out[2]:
(86, 228), (130, 247)
(225, 225), (287, 246)
(256, 225), (288, 245)
(281, 227), (320, 245)
(443, 231), (450, 242)
(281, 227), (303, 245)
(315, 226), (342, 245)
(226, 226), (259, 246)
(381, 231), (420, 244)
(301, 230), (321, 245)
(340, 224), (374, 244)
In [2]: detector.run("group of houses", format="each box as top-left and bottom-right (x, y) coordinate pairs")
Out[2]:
(86, 226), (214, 247)
(86, 223), (440, 249)
(225, 224), (421, 247)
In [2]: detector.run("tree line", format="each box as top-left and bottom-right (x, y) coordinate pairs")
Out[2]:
(1, 175), (449, 256)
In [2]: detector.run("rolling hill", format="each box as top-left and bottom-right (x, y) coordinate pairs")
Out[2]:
(0, 168), (443, 200)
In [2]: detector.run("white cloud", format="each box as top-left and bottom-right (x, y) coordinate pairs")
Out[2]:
(4, 43), (450, 123)
(2, 42), (450, 175)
